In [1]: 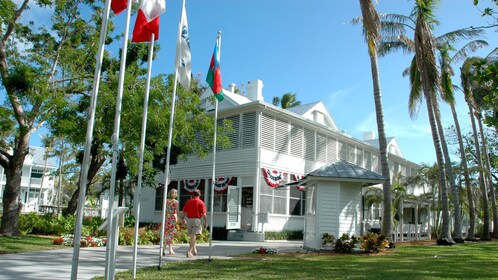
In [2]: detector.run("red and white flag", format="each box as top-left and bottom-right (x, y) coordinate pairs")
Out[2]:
(111, 0), (127, 15)
(132, 0), (166, 43)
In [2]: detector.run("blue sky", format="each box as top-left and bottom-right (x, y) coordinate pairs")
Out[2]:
(27, 0), (498, 165)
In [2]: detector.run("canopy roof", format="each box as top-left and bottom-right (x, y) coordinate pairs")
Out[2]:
(281, 159), (387, 188)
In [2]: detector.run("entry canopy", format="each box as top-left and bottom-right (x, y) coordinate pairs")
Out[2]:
(278, 159), (388, 189)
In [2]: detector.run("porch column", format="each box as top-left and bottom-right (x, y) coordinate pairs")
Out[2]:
(400, 200), (404, 242)
(427, 203), (432, 240)
(415, 203), (419, 241)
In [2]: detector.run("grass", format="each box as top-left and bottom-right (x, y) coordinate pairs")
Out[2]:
(0, 235), (60, 254)
(94, 241), (498, 280)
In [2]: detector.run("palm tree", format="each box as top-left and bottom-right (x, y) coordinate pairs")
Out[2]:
(461, 57), (491, 240)
(377, 0), (451, 243)
(357, 0), (392, 240)
(437, 40), (487, 241)
(272, 93), (301, 109)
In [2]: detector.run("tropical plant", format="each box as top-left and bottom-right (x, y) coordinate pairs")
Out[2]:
(272, 92), (301, 109)
(461, 57), (492, 240)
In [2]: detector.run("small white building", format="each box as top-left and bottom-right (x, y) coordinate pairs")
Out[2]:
(0, 146), (57, 213)
(283, 159), (387, 250)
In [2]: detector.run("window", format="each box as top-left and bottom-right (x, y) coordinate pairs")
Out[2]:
(289, 185), (305, 216)
(206, 177), (236, 212)
(260, 173), (287, 215)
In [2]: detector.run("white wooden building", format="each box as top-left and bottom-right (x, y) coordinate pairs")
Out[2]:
(0, 146), (57, 213)
(136, 80), (431, 241)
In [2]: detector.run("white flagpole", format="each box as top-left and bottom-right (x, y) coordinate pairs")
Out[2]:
(71, 0), (111, 279)
(104, 0), (133, 279)
(209, 31), (221, 261)
(132, 33), (155, 279)
(158, 69), (180, 269)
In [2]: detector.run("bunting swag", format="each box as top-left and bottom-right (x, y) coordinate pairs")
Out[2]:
(262, 168), (284, 188)
(183, 179), (202, 193)
(212, 177), (232, 193)
(292, 174), (305, 191)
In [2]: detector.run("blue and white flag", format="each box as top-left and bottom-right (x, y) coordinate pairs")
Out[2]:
(175, 0), (191, 88)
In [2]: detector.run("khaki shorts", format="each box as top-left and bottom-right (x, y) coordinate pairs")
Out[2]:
(186, 218), (203, 235)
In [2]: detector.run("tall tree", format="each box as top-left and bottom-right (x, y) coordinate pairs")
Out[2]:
(272, 92), (301, 109)
(0, 0), (104, 236)
(357, 0), (392, 240)
(437, 39), (488, 241)
(461, 57), (491, 240)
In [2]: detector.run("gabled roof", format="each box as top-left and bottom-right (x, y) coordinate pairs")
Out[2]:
(283, 159), (387, 188)
(286, 102), (321, 116)
(27, 146), (57, 168)
(285, 101), (338, 131)
(200, 88), (253, 112)
(363, 137), (403, 158)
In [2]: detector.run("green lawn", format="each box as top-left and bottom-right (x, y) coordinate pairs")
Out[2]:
(0, 235), (59, 254)
(96, 241), (498, 280)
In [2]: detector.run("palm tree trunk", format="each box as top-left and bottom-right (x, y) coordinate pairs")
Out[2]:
(359, 0), (392, 240)
(433, 104), (463, 242)
(467, 101), (490, 240)
(450, 105), (476, 240)
(476, 111), (498, 238)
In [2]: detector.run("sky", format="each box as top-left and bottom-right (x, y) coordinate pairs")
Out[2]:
(26, 0), (498, 166)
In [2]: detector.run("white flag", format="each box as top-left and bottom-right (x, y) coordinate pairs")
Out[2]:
(140, 0), (166, 22)
(175, 0), (191, 88)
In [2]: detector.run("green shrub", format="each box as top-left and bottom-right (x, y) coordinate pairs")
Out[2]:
(334, 233), (360, 254)
(360, 233), (388, 253)
(265, 230), (303, 240)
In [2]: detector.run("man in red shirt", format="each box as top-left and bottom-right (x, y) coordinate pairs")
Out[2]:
(181, 189), (208, 257)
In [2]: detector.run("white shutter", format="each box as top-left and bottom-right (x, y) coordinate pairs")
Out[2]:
(226, 185), (241, 229)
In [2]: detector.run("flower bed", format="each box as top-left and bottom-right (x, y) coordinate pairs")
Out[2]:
(253, 247), (278, 254)
(53, 234), (106, 247)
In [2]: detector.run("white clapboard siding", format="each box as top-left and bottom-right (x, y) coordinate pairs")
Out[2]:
(338, 182), (362, 236)
(259, 216), (304, 232)
(170, 147), (258, 180)
(317, 183), (340, 238)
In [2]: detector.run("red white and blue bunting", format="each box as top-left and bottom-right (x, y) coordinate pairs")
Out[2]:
(292, 174), (305, 191)
(212, 177), (232, 193)
(262, 168), (285, 188)
(182, 179), (202, 193)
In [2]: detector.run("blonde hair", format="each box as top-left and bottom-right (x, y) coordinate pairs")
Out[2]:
(168, 188), (178, 199)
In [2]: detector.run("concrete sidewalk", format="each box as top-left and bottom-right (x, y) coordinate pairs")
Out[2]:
(0, 240), (303, 280)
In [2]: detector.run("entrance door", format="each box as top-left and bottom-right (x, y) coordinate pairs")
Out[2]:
(226, 185), (241, 230)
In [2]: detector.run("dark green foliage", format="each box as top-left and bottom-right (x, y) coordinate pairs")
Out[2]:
(360, 233), (389, 253)
(265, 230), (303, 240)
(334, 233), (360, 254)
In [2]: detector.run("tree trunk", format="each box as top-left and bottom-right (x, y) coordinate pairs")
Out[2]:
(451, 105), (476, 240)
(63, 148), (106, 216)
(434, 105), (463, 242)
(468, 101), (490, 240)
(476, 112), (498, 238)
(1, 141), (30, 236)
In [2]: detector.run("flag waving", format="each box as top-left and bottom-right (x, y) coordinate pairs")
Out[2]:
(132, 0), (166, 43)
(175, 0), (191, 88)
(111, 0), (127, 14)
(206, 34), (223, 102)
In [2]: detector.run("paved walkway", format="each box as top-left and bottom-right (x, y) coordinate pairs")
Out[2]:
(0, 240), (303, 280)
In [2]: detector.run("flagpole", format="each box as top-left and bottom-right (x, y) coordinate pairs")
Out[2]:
(158, 69), (180, 269)
(104, 0), (133, 279)
(70, 0), (111, 279)
(209, 31), (221, 261)
(132, 32), (155, 279)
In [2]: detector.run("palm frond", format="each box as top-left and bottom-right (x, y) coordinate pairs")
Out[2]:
(450, 40), (488, 64)
(436, 28), (485, 46)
